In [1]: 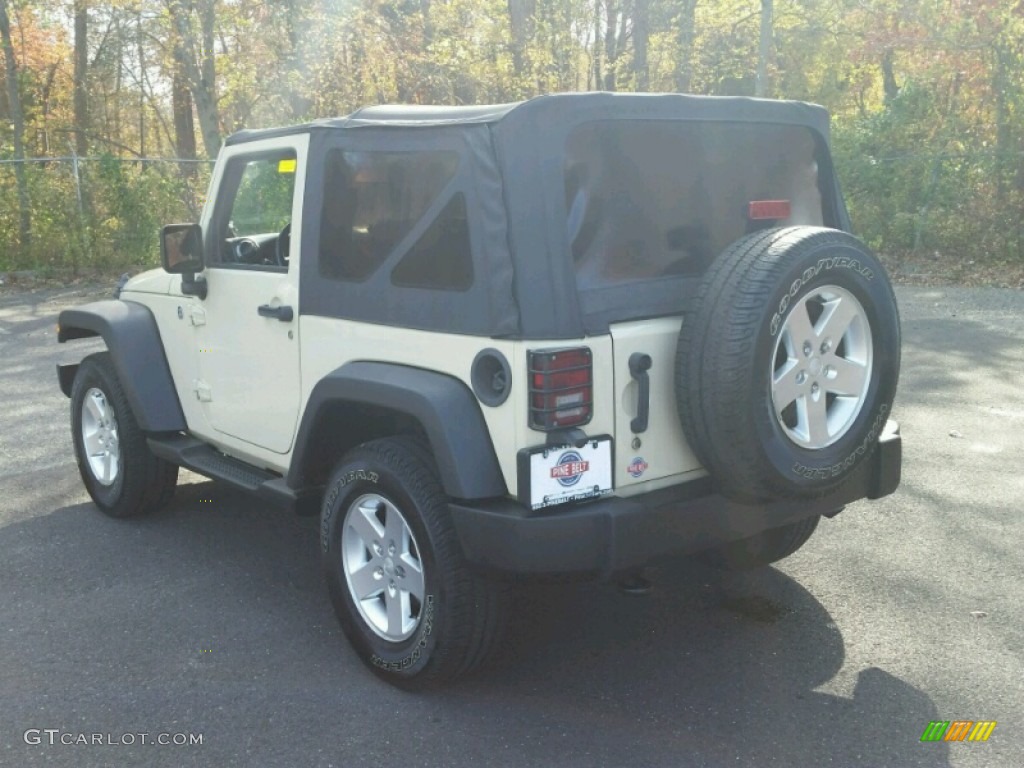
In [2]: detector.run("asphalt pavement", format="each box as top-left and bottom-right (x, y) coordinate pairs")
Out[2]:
(0, 283), (1021, 768)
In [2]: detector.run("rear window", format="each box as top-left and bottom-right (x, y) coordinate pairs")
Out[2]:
(565, 121), (826, 290)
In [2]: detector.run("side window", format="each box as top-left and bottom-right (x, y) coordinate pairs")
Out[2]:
(318, 150), (461, 283)
(390, 194), (473, 291)
(212, 151), (296, 268)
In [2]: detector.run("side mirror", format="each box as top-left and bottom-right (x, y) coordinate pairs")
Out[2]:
(161, 223), (204, 274)
(161, 223), (207, 299)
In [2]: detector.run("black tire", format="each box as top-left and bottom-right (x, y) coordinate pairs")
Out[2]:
(321, 437), (508, 688)
(676, 226), (900, 501)
(702, 515), (820, 571)
(70, 352), (179, 517)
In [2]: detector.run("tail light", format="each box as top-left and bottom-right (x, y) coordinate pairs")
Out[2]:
(528, 347), (593, 430)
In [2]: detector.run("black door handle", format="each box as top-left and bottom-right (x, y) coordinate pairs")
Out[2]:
(257, 304), (293, 322)
(629, 352), (652, 434)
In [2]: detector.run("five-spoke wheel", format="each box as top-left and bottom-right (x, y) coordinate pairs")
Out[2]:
(70, 352), (178, 517)
(342, 493), (426, 642)
(321, 437), (508, 688)
(771, 285), (873, 449)
(80, 387), (121, 486)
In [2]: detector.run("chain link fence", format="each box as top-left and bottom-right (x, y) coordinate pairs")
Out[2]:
(2, 149), (1021, 275)
(0, 156), (213, 274)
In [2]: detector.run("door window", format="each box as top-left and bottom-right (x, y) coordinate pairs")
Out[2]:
(213, 151), (297, 269)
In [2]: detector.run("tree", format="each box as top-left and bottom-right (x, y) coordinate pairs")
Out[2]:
(74, 0), (88, 155)
(167, 0), (220, 158)
(674, 0), (697, 93)
(633, 0), (649, 90)
(507, 0), (534, 79)
(755, 0), (772, 97)
(0, 0), (30, 250)
(172, 64), (196, 160)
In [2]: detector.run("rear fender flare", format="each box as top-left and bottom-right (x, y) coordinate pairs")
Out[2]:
(288, 362), (506, 500)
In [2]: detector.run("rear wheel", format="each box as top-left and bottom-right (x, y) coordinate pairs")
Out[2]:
(701, 515), (820, 571)
(321, 437), (507, 688)
(70, 352), (178, 517)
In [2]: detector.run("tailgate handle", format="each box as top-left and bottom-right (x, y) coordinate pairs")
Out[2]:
(257, 304), (294, 322)
(629, 353), (652, 434)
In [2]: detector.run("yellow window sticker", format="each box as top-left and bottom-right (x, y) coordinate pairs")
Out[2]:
(278, 158), (297, 174)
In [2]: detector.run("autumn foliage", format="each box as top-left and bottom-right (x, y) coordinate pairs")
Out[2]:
(0, 0), (1021, 274)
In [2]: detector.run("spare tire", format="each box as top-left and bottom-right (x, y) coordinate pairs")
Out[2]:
(675, 226), (900, 501)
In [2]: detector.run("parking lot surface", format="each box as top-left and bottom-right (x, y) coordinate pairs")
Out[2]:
(1, 283), (1021, 767)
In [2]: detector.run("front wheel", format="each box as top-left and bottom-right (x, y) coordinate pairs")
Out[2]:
(70, 352), (178, 517)
(321, 437), (507, 688)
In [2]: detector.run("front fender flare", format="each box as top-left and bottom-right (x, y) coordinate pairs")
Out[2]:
(289, 362), (506, 500)
(58, 300), (186, 433)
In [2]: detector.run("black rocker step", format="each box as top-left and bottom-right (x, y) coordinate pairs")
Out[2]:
(147, 434), (276, 492)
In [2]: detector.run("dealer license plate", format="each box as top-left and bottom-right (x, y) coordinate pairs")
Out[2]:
(517, 437), (613, 511)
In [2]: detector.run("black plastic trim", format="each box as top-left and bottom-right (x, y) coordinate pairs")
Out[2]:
(57, 300), (187, 432)
(288, 361), (506, 499)
(57, 363), (79, 397)
(257, 304), (294, 322)
(471, 348), (512, 407)
(180, 274), (208, 299)
(628, 352), (652, 433)
(451, 421), (901, 579)
(146, 434), (324, 516)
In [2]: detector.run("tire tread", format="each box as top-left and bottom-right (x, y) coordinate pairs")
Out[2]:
(71, 352), (178, 517)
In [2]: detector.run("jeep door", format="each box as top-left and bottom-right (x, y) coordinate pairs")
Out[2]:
(190, 135), (307, 456)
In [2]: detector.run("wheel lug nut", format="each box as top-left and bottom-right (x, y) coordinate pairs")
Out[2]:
(802, 341), (812, 357)
(388, 542), (396, 555)
(796, 371), (807, 385)
(395, 566), (405, 578)
(820, 339), (832, 354)
(811, 383), (820, 395)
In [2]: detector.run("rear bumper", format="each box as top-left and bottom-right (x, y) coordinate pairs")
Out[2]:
(450, 420), (901, 579)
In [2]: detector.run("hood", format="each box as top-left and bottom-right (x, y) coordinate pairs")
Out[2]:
(120, 269), (174, 296)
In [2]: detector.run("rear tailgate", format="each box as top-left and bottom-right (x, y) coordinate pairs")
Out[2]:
(609, 317), (704, 491)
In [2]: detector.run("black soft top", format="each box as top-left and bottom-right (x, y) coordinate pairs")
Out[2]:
(225, 92), (831, 146)
(275, 92), (843, 339)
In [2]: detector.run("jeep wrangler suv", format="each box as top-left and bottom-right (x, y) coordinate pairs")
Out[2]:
(56, 93), (901, 688)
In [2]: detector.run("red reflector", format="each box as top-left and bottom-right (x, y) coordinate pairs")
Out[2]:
(748, 200), (791, 220)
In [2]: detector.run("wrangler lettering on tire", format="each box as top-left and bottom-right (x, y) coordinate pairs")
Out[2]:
(676, 226), (900, 501)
